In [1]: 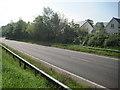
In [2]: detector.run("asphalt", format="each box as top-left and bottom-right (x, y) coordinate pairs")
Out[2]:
(1, 38), (119, 88)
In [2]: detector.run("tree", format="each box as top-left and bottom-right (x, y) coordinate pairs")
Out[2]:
(26, 23), (36, 39)
(3, 22), (14, 39)
(86, 19), (94, 25)
(13, 19), (27, 39)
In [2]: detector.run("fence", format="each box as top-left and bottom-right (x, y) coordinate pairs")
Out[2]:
(61, 44), (120, 53)
(0, 44), (71, 90)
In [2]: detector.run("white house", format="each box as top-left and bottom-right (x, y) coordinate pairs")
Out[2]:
(106, 17), (120, 34)
(76, 20), (95, 34)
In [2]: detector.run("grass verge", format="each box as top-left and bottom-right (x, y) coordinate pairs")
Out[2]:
(2, 47), (56, 88)
(11, 39), (119, 58)
(1, 44), (91, 89)
(51, 44), (119, 58)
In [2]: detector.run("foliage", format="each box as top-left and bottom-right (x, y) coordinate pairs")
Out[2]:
(1, 7), (120, 48)
(2, 49), (55, 88)
(85, 26), (109, 47)
(2, 44), (87, 88)
(51, 44), (119, 58)
(104, 33), (120, 47)
(86, 33), (108, 47)
(2, 19), (28, 39)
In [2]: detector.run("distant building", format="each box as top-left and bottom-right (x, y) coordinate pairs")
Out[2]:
(76, 20), (95, 34)
(106, 17), (120, 34)
(95, 22), (108, 28)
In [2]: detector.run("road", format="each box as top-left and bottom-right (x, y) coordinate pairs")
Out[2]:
(1, 38), (119, 88)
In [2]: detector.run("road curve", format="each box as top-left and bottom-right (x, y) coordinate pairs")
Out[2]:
(1, 38), (118, 88)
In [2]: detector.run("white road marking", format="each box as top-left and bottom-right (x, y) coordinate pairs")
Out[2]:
(71, 56), (90, 62)
(81, 59), (90, 62)
(16, 49), (107, 89)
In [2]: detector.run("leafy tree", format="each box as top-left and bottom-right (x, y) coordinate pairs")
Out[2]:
(2, 7), (120, 48)
(61, 24), (77, 44)
(13, 19), (27, 39)
(26, 23), (36, 39)
(86, 19), (94, 25)
(3, 23), (14, 39)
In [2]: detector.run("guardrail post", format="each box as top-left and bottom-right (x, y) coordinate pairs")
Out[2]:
(13, 55), (15, 58)
(5, 49), (7, 53)
(24, 64), (26, 69)
(35, 70), (39, 76)
(19, 60), (21, 67)
(1, 45), (71, 89)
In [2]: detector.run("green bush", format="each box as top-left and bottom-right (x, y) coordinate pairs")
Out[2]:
(86, 32), (108, 47)
(104, 34), (120, 47)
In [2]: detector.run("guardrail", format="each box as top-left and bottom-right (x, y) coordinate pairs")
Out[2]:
(79, 46), (120, 53)
(60, 44), (120, 53)
(0, 44), (71, 90)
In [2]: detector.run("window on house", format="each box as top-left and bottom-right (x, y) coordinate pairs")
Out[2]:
(111, 24), (114, 29)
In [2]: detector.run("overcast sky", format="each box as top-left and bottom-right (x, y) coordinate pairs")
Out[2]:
(0, 0), (119, 26)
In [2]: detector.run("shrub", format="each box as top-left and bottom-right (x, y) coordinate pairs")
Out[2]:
(104, 34), (120, 47)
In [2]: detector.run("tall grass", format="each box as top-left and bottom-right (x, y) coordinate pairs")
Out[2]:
(51, 44), (119, 58)
(10, 39), (119, 58)
(2, 48), (55, 88)
(1, 44), (89, 89)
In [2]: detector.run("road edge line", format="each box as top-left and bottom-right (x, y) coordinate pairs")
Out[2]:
(16, 49), (108, 89)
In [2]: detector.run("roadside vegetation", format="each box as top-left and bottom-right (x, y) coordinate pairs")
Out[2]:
(51, 44), (119, 58)
(2, 44), (89, 89)
(1, 7), (120, 53)
(2, 47), (57, 88)
(8, 39), (119, 58)
(0, 47), (2, 89)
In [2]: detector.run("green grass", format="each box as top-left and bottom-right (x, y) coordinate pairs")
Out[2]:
(51, 44), (119, 58)
(1, 44), (90, 89)
(2, 47), (56, 88)
(0, 47), (2, 89)
(72, 45), (120, 51)
(9, 39), (119, 58)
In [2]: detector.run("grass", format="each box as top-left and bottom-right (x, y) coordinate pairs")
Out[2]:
(0, 47), (2, 89)
(51, 44), (119, 58)
(1, 44), (90, 89)
(2, 47), (56, 88)
(71, 45), (120, 51)
(9, 39), (119, 58)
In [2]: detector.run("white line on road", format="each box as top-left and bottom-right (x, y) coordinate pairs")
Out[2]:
(16, 49), (108, 89)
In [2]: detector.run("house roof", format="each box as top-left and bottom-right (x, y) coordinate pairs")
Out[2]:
(81, 21), (94, 28)
(76, 21), (94, 28)
(114, 17), (120, 23)
(106, 17), (120, 28)
(103, 22), (108, 27)
(76, 21), (86, 27)
(95, 22), (108, 27)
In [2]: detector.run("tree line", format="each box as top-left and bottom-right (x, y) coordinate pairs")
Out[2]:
(1, 7), (120, 47)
